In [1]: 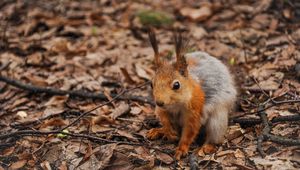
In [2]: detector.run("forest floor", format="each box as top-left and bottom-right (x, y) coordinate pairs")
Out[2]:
(0, 0), (300, 169)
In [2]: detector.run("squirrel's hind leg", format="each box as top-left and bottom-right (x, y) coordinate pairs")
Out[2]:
(205, 106), (228, 144)
(199, 106), (229, 154)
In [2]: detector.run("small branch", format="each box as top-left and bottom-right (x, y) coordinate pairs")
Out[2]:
(239, 29), (248, 63)
(256, 106), (300, 157)
(246, 99), (300, 114)
(189, 153), (199, 170)
(0, 129), (174, 157)
(0, 130), (140, 146)
(232, 115), (300, 127)
(0, 75), (154, 105)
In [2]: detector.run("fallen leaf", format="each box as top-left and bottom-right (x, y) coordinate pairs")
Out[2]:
(110, 102), (130, 120)
(93, 115), (115, 126)
(180, 5), (212, 22)
(58, 161), (68, 170)
(135, 63), (152, 80)
(2, 147), (15, 156)
(120, 67), (136, 84)
(117, 130), (138, 142)
(191, 25), (207, 40)
(43, 107), (65, 116)
(40, 118), (67, 128)
(216, 150), (235, 157)
(45, 96), (68, 107)
(94, 144), (117, 170)
(155, 151), (173, 165)
(234, 149), (244, 158)
(26, 53), (43, 65)
(130, 106), (142, 115)
(10, 160), (27, 170)
(40, 160), (51, 170)
(76, 143), (93, 168)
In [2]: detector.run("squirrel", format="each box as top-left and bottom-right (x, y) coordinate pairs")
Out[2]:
(146, 29), (237, 160)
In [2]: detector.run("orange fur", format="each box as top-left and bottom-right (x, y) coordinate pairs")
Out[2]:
(175, 78), (205, 159)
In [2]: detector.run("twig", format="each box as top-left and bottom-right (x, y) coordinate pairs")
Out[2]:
(0, 130), (139, 146)
(256, 106), (300, 158)
(246, 98), (300, 114)
(232, 114), (300, 127)
(0, 75), (154, 105)
(252, 77), (273, 105)
(189, 153), (199, 170)
(239, 29), (248, 63)
(0, 129), (174, 157)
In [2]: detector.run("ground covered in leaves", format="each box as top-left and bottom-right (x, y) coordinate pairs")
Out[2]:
(0, 0), (300, 169)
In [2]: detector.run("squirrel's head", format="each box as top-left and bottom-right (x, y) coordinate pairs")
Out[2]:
(148, 29), (192, 109)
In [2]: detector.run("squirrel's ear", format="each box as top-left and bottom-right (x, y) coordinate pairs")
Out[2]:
(174, 31), (189, 77)
(148, 28), (161, 68)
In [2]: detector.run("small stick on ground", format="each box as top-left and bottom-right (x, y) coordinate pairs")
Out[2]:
(257, 106), (300, 157)
(232, 115), (300, 127)
(0, 75), (154, 105)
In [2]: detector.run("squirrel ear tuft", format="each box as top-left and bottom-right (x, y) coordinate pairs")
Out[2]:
(148, 28), (161, 68)
(174, 31), (189, 77)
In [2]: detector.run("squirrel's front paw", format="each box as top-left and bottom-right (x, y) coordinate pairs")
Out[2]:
(175, 145), (188, 160)
(147, 128), (178, 141)
(162, 130), (178, 142)
(147, 128), (163, 140)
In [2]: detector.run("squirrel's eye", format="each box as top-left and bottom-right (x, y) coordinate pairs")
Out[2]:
(172, 81), (180, 90)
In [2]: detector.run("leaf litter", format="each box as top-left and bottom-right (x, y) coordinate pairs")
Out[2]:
(0, 0), (300, 169)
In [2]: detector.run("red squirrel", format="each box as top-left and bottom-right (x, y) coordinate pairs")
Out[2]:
(146, 29), (237, 160)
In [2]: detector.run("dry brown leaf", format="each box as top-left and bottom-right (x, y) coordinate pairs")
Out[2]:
(27, 160), (35, 167)
(40, 160), (51, 170)
(130, 106), (142, 115)
(40, 118), (67, 128)
(10, 160), (27, 170)
(103, 89), (116, 108)
(110, 102), (130, 120)
(11, 97), (28, 108)
(120, 67), (136, 84)
(26, 53), (43, 65)
(43, 107), (65, 117)
(23, 74), (48, 87)
(91, 125), (113, 133)
(180, 5), (212, 22)
(155, 151), (173, 165)
(58, 161), (68, 170)
(94, 144), (117, 170)
(234, 149), (244, 158)
(117, 130), (138, 142)
(45, 96), (68, 107)
(216, 150), (235, 157)
(2, 147), (15, 156)
(77, 143), (93, 168)
(93, 115), (115, 126)
(191, 25), (207, 40)
(135, 63), (152, 80)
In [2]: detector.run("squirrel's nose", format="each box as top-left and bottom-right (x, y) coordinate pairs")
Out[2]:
(156, 100), (164, 107)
